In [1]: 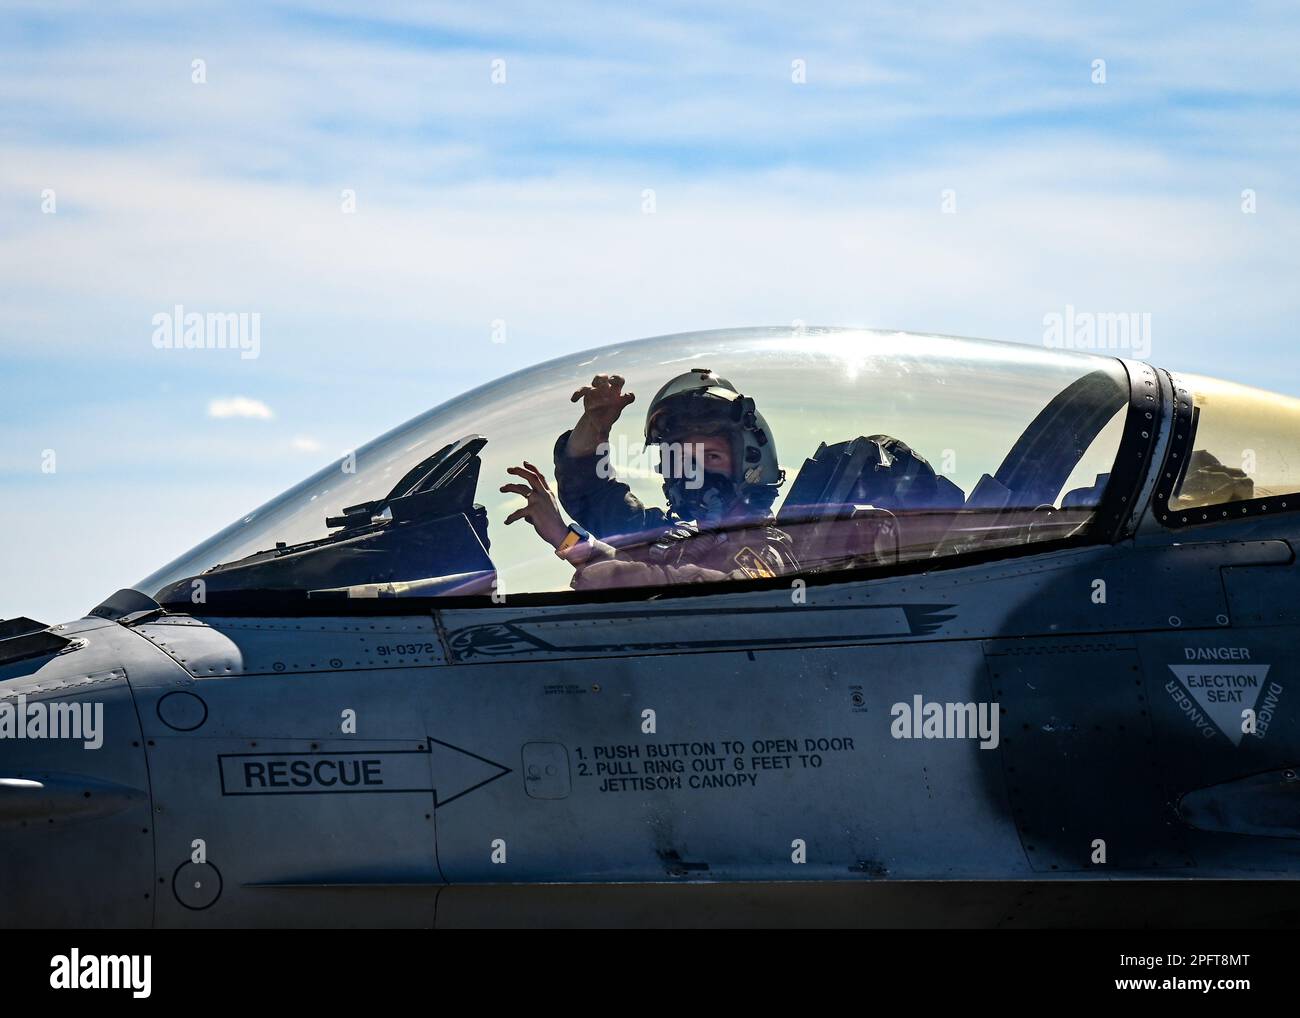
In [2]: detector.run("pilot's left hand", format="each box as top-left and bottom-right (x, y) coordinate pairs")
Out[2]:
(501, 462), (570, 548)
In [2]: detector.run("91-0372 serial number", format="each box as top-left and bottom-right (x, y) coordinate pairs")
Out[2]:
(374, 642), (438, 656)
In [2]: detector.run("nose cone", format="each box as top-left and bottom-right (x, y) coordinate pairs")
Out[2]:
(0, 630), (154, 928)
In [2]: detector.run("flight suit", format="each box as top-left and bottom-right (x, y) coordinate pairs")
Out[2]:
(551, 431), (799, 591)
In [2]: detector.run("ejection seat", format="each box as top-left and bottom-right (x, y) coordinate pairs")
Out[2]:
(776, 435), (966, 573)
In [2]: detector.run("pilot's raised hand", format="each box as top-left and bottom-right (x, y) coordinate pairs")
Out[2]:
(501, 462), (570, 548)
(566, 373), (635, 458)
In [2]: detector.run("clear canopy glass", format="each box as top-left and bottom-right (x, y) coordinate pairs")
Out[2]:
(138, 327), (1133, 604)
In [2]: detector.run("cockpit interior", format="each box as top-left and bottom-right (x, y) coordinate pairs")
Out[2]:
(133, 328), (1300, 610)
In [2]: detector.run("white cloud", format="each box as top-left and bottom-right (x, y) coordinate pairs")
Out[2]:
(208, 396), (274, 419)
(290, 435), (323, 452)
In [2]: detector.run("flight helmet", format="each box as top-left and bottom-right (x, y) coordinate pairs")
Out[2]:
(643, 368), (784, 520)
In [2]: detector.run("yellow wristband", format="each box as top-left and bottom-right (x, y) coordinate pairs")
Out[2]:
(555, 528), (582, 558)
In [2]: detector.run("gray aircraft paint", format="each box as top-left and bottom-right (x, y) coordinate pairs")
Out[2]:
(5, 347), (1300, 928)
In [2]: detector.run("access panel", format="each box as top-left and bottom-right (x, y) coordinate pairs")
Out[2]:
(431, 631), (1025, 888)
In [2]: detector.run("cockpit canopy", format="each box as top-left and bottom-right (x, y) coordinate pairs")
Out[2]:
(138, 327), (1145, 608)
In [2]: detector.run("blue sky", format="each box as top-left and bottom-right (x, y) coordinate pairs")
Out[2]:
(2, 0), (1298, 622)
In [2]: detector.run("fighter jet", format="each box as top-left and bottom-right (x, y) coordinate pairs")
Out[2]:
(4, 326), (1300, 928)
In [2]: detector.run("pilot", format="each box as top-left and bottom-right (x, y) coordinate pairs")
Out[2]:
(501, 368), (799, 590)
